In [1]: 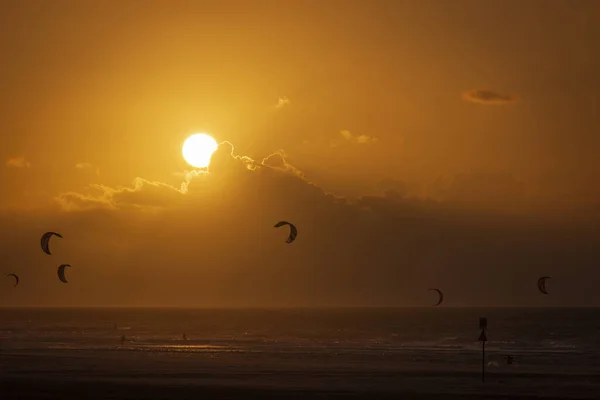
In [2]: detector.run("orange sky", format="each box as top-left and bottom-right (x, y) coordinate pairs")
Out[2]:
(1, 0), (599, 307)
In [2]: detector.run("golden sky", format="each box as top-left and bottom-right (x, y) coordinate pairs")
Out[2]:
(1, 0), (599, 306)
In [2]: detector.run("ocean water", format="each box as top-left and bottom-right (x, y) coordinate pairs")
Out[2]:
(1, 307), (600, 397)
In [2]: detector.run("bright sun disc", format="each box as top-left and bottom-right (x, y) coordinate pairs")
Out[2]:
(182, 133), (218, 168)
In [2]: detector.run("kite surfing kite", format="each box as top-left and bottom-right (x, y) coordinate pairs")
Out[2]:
(57, 264), (71, 284)
(537, 276), (550, 295)
(41, 232), (63, 255)
(429, 288), (444, 306)
(5, 273), (19, 287)
(274, 221), (297, 243)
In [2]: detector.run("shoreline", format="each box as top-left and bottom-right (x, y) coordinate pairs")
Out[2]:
(1, 305), (599, 310)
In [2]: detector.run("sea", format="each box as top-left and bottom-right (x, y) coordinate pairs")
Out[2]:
(1, 307), (599, 399)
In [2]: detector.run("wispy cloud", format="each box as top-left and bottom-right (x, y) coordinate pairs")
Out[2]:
(275, 96), (290, 109)
(331, 130), (378, 147)
(6, 157), (31, 168)
(462, 89), (518, 105)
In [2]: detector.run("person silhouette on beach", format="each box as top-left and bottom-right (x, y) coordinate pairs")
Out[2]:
(121, 334), (126, 344)
(183, 333), (188, 341)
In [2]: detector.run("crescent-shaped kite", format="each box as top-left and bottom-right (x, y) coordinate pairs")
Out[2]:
(41, 232), (63, 255)
(274, 221), (297, 243)
(429, 288), (444, 306)
(6, 273), (19, 287)
(537, 276), (550, 295)
(57, 264), (71, 284)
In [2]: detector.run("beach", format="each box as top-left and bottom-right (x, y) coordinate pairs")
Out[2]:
(1, 307), (599, 399)
(3, 361), (598, 399)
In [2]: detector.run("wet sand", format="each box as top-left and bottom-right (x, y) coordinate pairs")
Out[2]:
(1, 377), (596, 400)
(2, 349), (599, 400)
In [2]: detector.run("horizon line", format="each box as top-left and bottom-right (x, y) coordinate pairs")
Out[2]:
(1, 305), (599, 309)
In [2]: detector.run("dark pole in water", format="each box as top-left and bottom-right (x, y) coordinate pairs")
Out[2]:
(478, 317), (487, 383)
(481, 338), (485, 382)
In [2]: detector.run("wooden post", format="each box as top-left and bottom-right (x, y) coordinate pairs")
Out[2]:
(478, 317), (488, 383)
(482, 336), (486, 382)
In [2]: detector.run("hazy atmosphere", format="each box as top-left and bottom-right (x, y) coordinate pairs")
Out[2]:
(2, 0), (599, 307)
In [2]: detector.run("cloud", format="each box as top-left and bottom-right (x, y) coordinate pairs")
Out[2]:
(2, 141), (599, 307)
(375, 178), (423, 199)
(462, 89), (518, 105)
(275, 96), (290, 109)
(6, 157), (31, 168)
(331, 130), (378, 147)
(55, 143), (314, 213)
(261, 150), (306, 179)
(55, 178), (190, 212)
(54, 189), (116, 212)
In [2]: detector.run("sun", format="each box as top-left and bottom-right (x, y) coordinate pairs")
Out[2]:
(182, 133), (218, 168)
